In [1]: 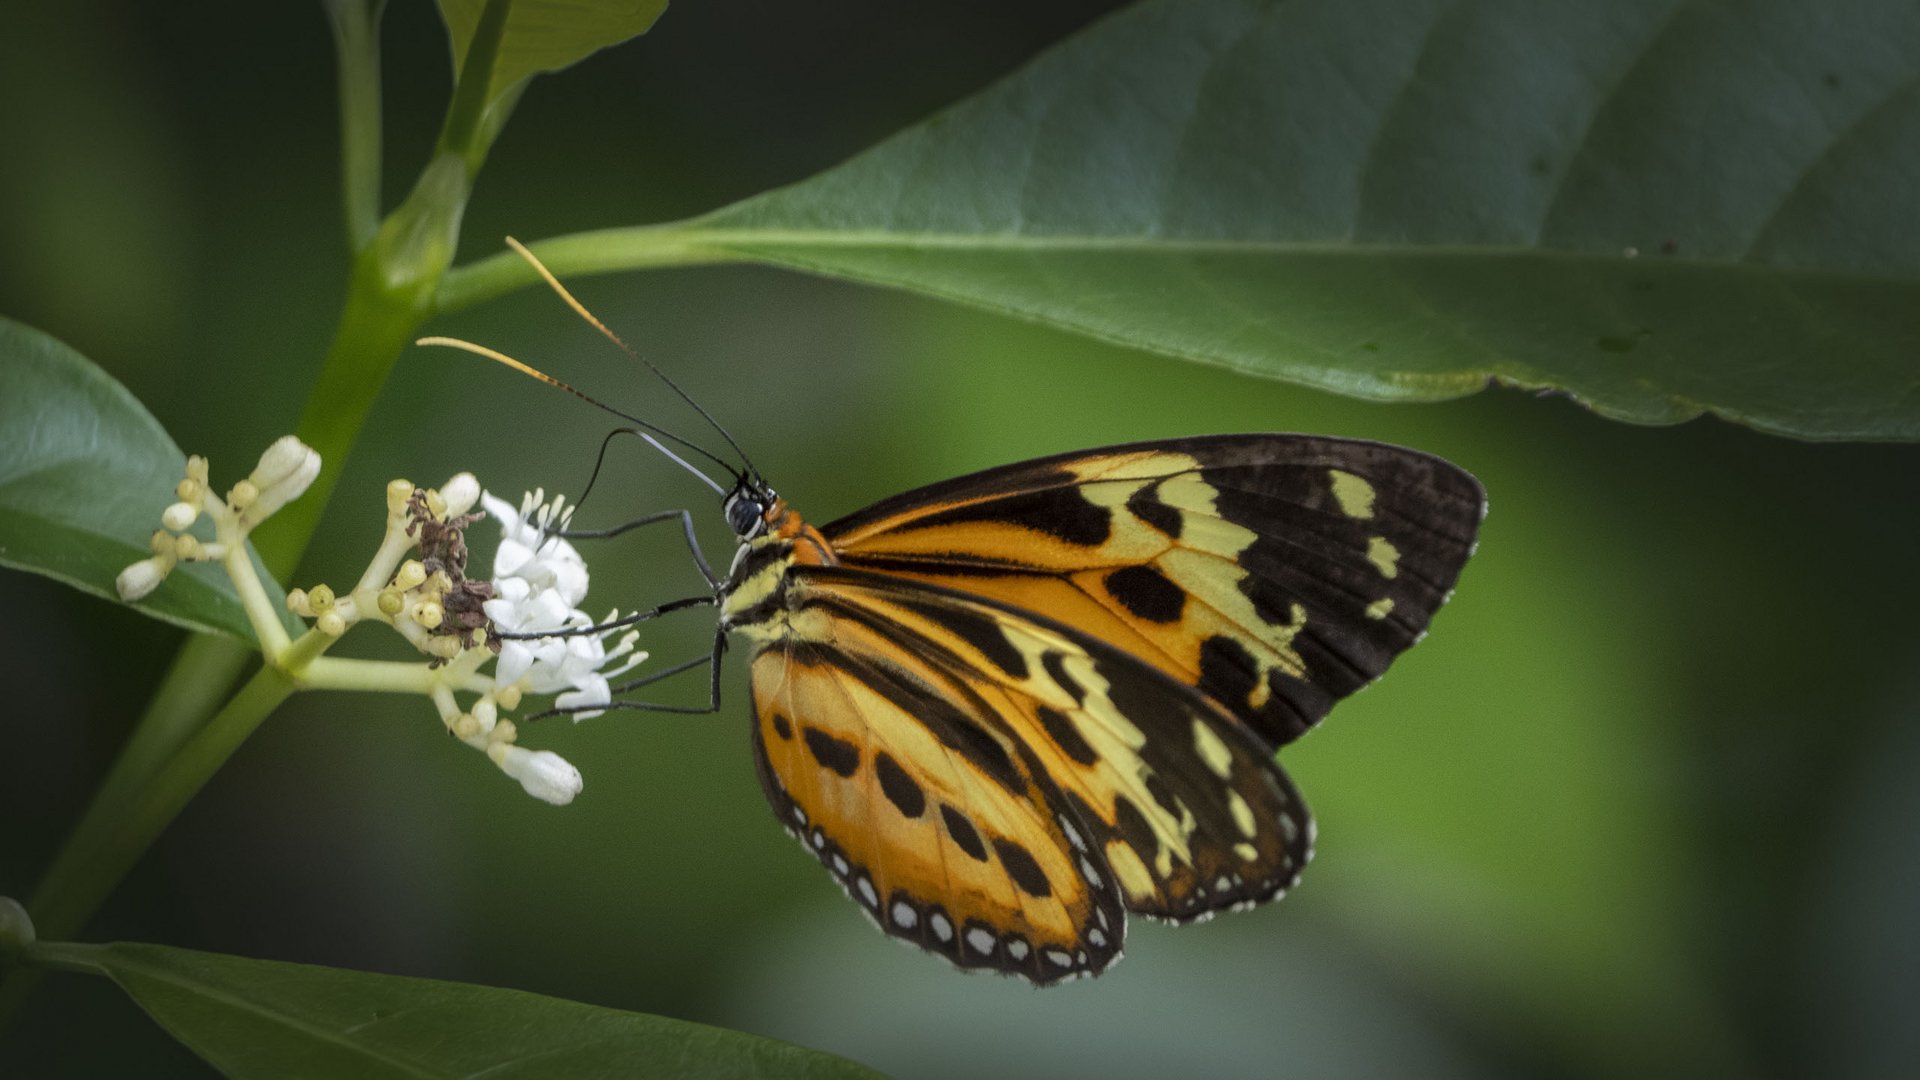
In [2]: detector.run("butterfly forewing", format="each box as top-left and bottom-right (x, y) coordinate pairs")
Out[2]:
(823, 435), (1485, 747)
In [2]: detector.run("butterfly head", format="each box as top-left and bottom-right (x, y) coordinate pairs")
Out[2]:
(722, 476), (779, 540)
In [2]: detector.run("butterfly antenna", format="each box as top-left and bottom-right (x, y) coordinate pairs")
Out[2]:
(416, 335), (732, 496)
(504, 236), (765, 482)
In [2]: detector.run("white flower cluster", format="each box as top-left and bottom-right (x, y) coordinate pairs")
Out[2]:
(114, 436), (647, 807)
(481, 490), (643, 721)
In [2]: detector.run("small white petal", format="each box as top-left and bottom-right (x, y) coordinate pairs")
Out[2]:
(493, 746), (583, 805)
(555, 674), (611, 720)
(493, 538), (536, 579)
(115, 558), (169, 601)
(494, 641), (535, 686)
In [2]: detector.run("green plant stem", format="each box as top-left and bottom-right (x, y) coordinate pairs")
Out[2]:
(440, 0), (513, 163)
(435, 225), (741, 313)
(326, 0), (386, 251)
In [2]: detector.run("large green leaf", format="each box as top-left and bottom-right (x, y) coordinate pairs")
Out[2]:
(681, 0), (1919, 440)
(437, 0), (668, 106)
(36, 941), (884, 1079)
(0, 317), (284, 640)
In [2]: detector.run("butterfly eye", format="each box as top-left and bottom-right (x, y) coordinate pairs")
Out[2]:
(725, 490), (767, 537)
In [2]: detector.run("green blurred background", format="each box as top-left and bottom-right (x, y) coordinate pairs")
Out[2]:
(3, 1), (1918, 1076)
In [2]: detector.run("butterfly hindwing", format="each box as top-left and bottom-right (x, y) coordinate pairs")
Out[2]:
(823, 435), (1485, 748)
(746, 596), (1127, 984)
(755, 566), (1311, 938)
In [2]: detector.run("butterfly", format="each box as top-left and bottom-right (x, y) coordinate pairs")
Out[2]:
(425, 247), (1485, 986)
(718, 435), (1482, 983)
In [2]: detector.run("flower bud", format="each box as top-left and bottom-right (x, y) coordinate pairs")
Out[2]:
(250, 435), (315, 489)
(439, 473), (480, 517)
(116, 557), (171, 601)
(228, 479), (259, 509)
(386, 478), (416, 514)
(161, 501), (199, 532)
(489, 745), (583, 806)
(411, 600), (444, 630)
(395, 560), (427, 589)
(240, 437), (320, 526)
(317, 611), (347, 637)
(307, 584), (336, 613)
(377, 587), (405, 616)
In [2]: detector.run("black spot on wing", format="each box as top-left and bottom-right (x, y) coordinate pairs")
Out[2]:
(1196, 635), (1260, 717)
(1036, 704), (1098, 766)
(1127, 482), (1183, 539)
(802, 726), (860, 778)
(992, 838), (1054, 898)
(941, 804), (989, 861)
(1104, 564), (1186, 623)
(1042, 651), (1085, 705)
(911, 476), (1112, 547)
(770, 712), (792, 740)
(875, 751), (926, 818)
(896, 597), (1028, 680)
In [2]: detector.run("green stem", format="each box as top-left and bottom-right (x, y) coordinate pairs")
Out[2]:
(435, 225), (741, 314)
(20, 941), (105, 979)
(326, 0), (387, 251)
(439, 0), (513, 166)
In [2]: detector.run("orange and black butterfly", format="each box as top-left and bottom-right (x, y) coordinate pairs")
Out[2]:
(426, 246), (1485, 985)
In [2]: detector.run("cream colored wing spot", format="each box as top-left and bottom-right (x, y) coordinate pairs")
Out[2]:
(1365, 598), (1395, 620)
(1104, 842), (1158, 904)
(1328, 469), (1376, 519)
(1192, 719), (1234, 780)
(1365, 536), (1401, 578)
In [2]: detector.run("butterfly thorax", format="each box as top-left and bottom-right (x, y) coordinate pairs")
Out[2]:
(718, 498), (835, 643)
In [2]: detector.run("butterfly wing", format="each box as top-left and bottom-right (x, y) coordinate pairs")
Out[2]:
(822, 435), (1484, 747)
(748, 566), (1312, 981)
(747, 580), (1127, 984)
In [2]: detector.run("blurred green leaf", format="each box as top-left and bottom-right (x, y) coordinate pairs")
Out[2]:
(41, 940), (885, 1079)
(0, 317), (283, 641)
(437, 0), (668, 106)
(686, 0), (1920, 440)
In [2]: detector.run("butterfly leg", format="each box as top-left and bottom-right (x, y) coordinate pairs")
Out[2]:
(530, 629), (728, 719)
(557, 508), (718, 587)
(497, 594), (716, 641)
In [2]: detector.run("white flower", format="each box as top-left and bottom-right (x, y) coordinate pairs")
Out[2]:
(480, 489), (643, 719)
(489, 744), (583, 805)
